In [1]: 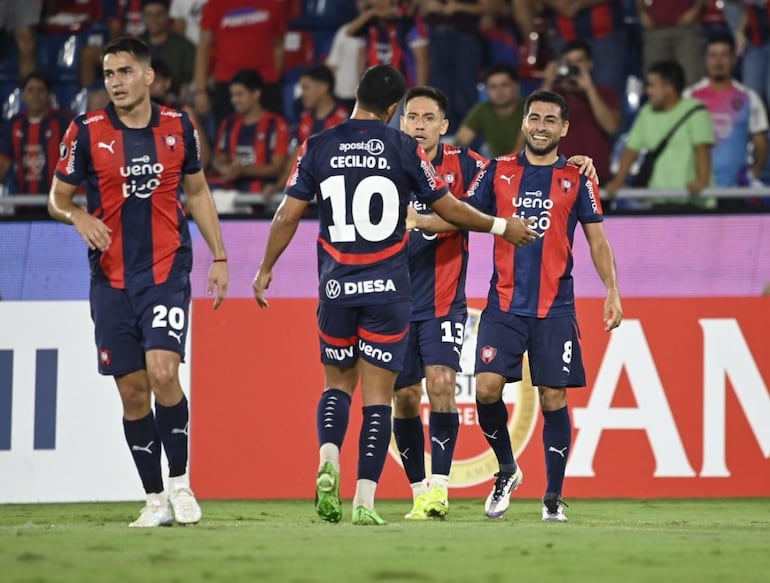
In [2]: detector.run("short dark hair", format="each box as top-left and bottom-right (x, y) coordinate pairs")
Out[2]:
(404, 86), (449, 116)
(230, 69), (264, 91)
(562, 39), (592, 60)
(706, 32), (736, 53)
(151, 58), (172, 80)
(103, 36), (151, 66)
(524, 90), (569, 121)
(356, 65), (406, 116)
(484, 63), (519, 84)
(142, 0), (170, 10)
(300, 65), (336, 94)
(647, 60), (685, 95)
(21, 72), (51, 92)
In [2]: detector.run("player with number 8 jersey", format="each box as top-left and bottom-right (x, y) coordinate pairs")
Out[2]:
(253, 65), (540, 527)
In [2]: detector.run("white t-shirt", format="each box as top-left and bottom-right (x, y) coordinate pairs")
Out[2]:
(326, 25), (366, 100)
(170, 0), (207, 44)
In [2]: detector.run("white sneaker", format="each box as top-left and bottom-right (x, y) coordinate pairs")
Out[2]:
(484, 466), (524, 519)
(168, 475), (202, 525)
(129, 494), (173, 528)
(542, 493), (568, 522)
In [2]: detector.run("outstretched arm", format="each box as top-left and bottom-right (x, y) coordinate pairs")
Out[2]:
(582, 221), (622, 331)
(253, 195), (309, 307)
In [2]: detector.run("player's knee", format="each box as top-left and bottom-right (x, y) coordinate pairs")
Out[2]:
(394, 385), (422, 417)
(475, 373), (504, 404)
(118, 384), (151, 418)
(539, 387), (567, 411)
(146, 366), (179, 393)
(425, 368), (457, 412)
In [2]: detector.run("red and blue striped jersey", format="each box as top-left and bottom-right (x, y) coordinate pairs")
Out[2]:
(215, 111), (290, 192)
(409, 144), (486, 320)
(0, 109), (70, 194)
(745, 1), (770, 46)
(286, 119), (449, 306)
(466, 152), (603, 318)
(54, 103), (202, 289)
(296, 105), (349, 144)
(553, 0), (623, 41)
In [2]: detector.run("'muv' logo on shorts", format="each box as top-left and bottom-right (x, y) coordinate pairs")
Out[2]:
(0, 349), (58, 451)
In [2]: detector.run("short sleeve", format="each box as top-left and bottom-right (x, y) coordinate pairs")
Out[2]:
(272, 117), (291, 158)
(405, 139), (448, 205)
(464, 160), (497, 215)
(748, 88), (769, 134)
(625, 105), (649, 151)
(576, 175), (604, 224)
(285, 139), (317, 201)
(458, 147), (487, 193)
(689, 107), (715, 146)
(54, 119), (89, 185)
(181, 111), (202, 174)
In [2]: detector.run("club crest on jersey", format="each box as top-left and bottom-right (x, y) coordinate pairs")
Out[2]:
(59, 142), (68, 160)
(164, 134), (178, 151)
(481, 346), (497, 364)
(99, 349), (111, 367)
(558, 178), (572, 193)
(443, 172), (455, 184)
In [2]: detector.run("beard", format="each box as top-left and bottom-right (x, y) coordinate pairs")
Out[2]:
(525, 134), (560, 156)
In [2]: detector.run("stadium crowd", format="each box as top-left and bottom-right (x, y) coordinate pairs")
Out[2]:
(1, 0), (769, 217)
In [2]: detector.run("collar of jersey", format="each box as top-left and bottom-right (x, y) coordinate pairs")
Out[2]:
(517, 150), (568, 169)
(105, 102), (161, 130)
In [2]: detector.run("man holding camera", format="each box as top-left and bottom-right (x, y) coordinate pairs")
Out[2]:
(541, 39), (621, 184)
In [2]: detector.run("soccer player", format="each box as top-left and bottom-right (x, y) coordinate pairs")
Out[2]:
(396, 86), (599, 521)
(413, 90), (622, 522)
(47, 37), (229, 528)
(252, 64), (540, 526)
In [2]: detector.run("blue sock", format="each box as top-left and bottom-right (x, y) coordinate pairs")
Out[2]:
(154, 395), (189, 478)
(123, 412), (163, 494)
(542, 406), (572, 496)
(393, 416), (425, 484)
(476, 399), (517, 472)
(429, 411), (459, 477)
(316, 389), (351, 449)
(357, 405), (392, 482)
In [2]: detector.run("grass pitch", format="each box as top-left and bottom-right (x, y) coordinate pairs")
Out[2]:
(1, 499), (768, 583)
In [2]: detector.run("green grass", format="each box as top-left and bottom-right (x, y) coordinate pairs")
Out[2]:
(1, 499), (768, 582)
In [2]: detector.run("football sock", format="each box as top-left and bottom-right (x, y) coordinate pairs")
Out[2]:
(429, 411), (459, 477)
(411, 480), (428, 499)
(393, 416), (425, 484)
(123, 412), (163, 494)
(543, 406), (572, 496)
(154, 395), (189, 478)
(430, 474), (449, 489)
(357, 405), (392, 482)
(316, 388), (351, 450)
(353, 479), (377, 510)
(476, 399), (517, 471)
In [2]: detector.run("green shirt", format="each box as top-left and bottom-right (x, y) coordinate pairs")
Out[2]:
(627, 98), (715, 207)
(461, 100), (524, 157)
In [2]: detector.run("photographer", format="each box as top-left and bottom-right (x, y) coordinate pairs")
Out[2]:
(541, 40), (620, 183)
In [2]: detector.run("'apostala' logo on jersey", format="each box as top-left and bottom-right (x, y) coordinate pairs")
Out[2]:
(338, 139), (385, 155)
(120, 160), (165, 199)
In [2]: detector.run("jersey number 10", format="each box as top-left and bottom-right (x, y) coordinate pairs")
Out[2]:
(320, 175), (400, 243)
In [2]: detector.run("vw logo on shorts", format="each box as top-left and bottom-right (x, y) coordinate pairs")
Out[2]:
(325, 279), (341, 299)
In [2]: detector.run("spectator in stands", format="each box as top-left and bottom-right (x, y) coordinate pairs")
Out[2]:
(684, 33), (768, 190)
(0, 0), (40, 79)
(326, 0), (368, 110)
(420, 0), (486, 129)
(540, 39), (621, 184)
(543, 0), (626, 96)
(635, 0), (705, 87)
(348, 0), (429, 87)
(0, 73), (71, 215)
(212, 70), (290, 213)
(170, 0), (207, 44)
(150, 59), (211, 168)
(140, 0), (196, 100)
(193, 0), (287, 129)
(455, 63), (524, 157)
(606, 60), (715, 209)
(735, 1), (770, 113)
(268, 65), (350, 199)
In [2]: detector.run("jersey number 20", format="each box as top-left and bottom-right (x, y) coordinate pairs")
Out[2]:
(320, 175), (399, 243)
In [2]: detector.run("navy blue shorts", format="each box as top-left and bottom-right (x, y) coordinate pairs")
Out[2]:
(395, 313), (466, 389)
(90, 276), (191, 376)
(317, 301), (412, 372)
(474, 308), (585, 388)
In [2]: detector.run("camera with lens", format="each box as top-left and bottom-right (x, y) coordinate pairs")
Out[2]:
(557, 64), (581, 79)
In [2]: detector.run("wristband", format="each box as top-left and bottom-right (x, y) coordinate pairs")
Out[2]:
(489, 217), (506, 236)
(213, 258), (227, 263)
